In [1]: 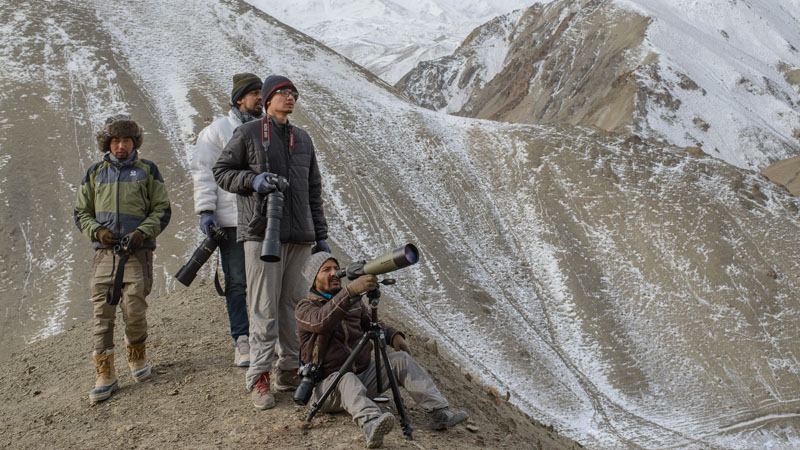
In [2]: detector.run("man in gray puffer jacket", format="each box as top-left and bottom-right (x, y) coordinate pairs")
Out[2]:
(213, 75), (329, 410)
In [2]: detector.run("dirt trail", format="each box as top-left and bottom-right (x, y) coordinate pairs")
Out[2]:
(0, 281), (583, 450)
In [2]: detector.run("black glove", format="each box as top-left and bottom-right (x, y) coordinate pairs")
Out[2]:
(96, 228), (119, 246)
(312, 239), (331, 254)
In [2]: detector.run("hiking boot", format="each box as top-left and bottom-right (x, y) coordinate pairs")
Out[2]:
(428, 407), (469, 430)
(251, 372), (275, 410)
(273, 367), (301, 392)
(362, 412), (394, 448)
(234, 335), (250, 367)
(126, 342), (151, 382)
(90, 350), (118, 404)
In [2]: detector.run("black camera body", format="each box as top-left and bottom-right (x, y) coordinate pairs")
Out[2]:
(293, 362), (323, 405)
(113, 235), (131, 255)
(174, 226), (227, 286)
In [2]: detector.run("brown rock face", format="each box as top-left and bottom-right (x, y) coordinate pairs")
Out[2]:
(398, 0), (652, 134)
(762, 155), (800, 197)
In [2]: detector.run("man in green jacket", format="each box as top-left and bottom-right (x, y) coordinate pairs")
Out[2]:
(74, 115), (171, 404)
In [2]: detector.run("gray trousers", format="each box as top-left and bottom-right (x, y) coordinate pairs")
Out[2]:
(312, 351), (448, 427)
(243, 241), (311, 389)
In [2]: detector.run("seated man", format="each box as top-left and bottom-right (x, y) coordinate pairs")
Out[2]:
(295, 252), (468, 448)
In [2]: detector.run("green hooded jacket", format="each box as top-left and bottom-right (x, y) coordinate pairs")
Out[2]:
(74, 150), (171, 249)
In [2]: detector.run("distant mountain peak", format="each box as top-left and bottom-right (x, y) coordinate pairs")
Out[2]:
(397, 0), (800, 171)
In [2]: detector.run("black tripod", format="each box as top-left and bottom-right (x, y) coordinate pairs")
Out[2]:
(303, 283), (414, 441)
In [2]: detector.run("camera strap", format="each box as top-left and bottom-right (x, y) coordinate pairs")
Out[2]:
(105, 251), (129, 306)
(213, 255), (225, 297)
(260, 117), (294, 156)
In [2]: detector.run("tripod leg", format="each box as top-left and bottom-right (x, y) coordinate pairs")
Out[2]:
(304, 331), (374, 423)
(376, 333), (414, 440)
(374, 335), (383, 393)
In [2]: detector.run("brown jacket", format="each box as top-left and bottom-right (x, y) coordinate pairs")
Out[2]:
(295, 289), (402, 378)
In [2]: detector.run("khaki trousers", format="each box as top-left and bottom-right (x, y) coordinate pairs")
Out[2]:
(90, 248), (153, 353)
(244, 242), (311, 389)
(312, 351), (449, 427)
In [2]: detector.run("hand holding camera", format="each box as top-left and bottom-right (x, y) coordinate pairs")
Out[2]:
(199, 211), (220, 236)
(96, 228), (120, 246)
(124, 230), (143, 250)
(252, 172), (289, 194)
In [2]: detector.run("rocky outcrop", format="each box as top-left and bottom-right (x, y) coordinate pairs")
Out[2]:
(397, 0), (650, 134)
(397, 0), (800, 171)
(762, 155), (800, 197)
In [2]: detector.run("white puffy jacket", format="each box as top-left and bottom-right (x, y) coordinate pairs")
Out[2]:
(190, 110), (244, 227)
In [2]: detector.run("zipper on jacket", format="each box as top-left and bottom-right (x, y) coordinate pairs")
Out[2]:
(115, 166), (121, 236)
(137, 180), (149, 212)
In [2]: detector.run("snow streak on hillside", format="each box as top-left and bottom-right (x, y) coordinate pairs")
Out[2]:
(245, 0), (536, 83)
(616, 0), (800, 170)
(2, 1), (800, 448)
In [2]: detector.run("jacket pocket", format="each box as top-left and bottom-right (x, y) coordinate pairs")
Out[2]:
(247, 214), (266, 237)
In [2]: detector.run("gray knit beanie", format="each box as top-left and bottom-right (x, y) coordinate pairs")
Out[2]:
(302, 252), (338, 292)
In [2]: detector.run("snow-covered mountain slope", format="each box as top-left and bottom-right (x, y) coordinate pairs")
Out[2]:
(245, 0), (536, 84)
(2, 0), (800, 448)
(398, 0), (800, 172)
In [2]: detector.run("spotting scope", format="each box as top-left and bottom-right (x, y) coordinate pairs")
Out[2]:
(335, 243), (420, 280)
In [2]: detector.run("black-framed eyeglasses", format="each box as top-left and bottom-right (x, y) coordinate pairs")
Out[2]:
(275, 89), (299, 100)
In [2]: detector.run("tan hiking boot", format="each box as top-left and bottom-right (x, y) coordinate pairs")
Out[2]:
(251, 372), (275, 410)
(126, 342), (152, 382)
(274, 367), (301, 392)
(90, 350), (118, 403)
(363, 412), (394, 448)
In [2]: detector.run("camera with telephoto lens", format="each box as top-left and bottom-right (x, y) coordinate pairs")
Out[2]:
(293, 362), (322, 405)
(259, 173), (288, 263)
(174, 225), (227, 286)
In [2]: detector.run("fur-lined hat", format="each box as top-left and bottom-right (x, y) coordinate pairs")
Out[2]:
(96, 114), (144, 152)
(302, 251), (338, 292)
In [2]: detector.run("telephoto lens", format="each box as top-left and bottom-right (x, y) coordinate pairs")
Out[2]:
(260, 190), (284, 262)
(174, 226), (226, 286)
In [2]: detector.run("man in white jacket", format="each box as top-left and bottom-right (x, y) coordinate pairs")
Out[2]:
(190, 73), (263, 366)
